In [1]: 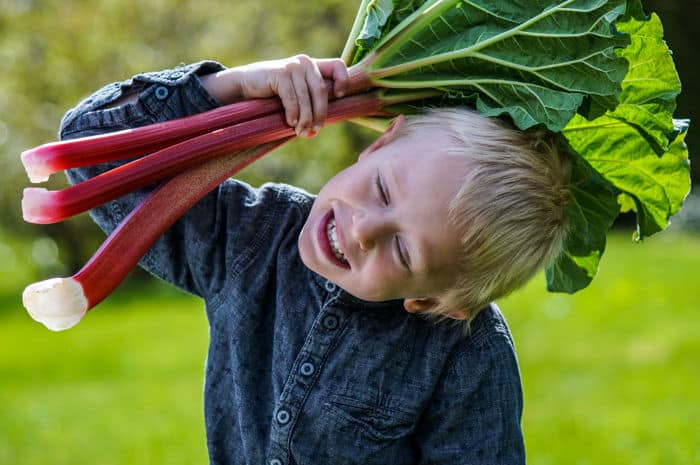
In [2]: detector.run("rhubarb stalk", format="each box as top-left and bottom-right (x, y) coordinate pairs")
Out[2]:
(21, 68), (373, 184)
(20, 98), (282, 183)
(23, 139), (287, 331)
(22, 91), (389, 224)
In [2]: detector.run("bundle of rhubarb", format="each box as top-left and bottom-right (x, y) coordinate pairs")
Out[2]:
(21, 0), (690, 330)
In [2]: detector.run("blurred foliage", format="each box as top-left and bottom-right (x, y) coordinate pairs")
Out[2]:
(0, 0), (696, 275)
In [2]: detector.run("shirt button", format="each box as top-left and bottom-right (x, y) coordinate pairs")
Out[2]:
(270, 460), (282, 465)
(324, 281), (337, 292)
(300, 362), (315, 376)
(276, 408), (291, 425)
(322, 314), (339, 330)
(154, 86), (169, 100)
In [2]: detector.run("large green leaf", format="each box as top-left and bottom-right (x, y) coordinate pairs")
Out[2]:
(546, 155), (620, 293)
(358, 0), (630, 131)
(612, 13), (682, 153)
(563, 13), (690, 240)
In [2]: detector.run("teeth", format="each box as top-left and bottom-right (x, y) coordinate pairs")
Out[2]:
(326, 217), (348, 264)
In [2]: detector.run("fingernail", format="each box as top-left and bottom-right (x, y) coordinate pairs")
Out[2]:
(292, 118), (298, 126)
(313, 125), (322, 133)
(336, 91), (344, 98)
(299, 128), (309, 137)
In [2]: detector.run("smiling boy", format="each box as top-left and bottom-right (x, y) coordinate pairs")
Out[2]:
(298, 116), (468, 312)
(61, 55), (571, 464)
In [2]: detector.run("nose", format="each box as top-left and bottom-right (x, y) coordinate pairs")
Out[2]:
(352, 209), (392, 251)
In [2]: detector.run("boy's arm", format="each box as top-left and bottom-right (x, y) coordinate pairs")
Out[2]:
(61, 57), (347, 299)
(415, 323), (526, 464)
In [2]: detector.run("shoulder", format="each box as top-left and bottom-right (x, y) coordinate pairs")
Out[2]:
(228, 181), (315, 231)
(60, 61), (226, 138)
(259, 181), (315, 214)
(444, 303), (520, 381)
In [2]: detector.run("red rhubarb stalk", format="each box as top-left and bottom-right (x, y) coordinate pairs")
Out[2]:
(23, 139), (288, 331)
(21, 68), (373, 184)
(20, 98), (283, 183)
(23, 92), (386, 224)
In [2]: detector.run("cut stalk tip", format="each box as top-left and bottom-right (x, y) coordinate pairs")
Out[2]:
(22, 188), (56, 224)
(23, 277), (88, 331)
(21, 149), (53, 183)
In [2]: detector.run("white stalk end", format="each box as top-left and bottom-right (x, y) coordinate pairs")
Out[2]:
(22, 188), (52, 224)
(21, 150), (52, 183)
(23, 277), (88, 331)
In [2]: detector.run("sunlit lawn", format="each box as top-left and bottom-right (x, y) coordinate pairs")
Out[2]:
(1, 232), (698, 464)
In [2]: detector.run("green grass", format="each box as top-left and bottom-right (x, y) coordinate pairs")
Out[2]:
(0, 288), (209, 465)
(502, 232), (700, 465)
(1, 232), (698, 464)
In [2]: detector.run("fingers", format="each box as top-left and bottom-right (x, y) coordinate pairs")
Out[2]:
(275, 78), (300, 130)
(291, 67), (315, 137)
(305, 62), (328, 136)
(271, 55), (350, 138)
(317, 58), (350, 98)
(290, 55), (330, 138)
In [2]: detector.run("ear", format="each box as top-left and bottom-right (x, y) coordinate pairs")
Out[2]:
(403, 297), (437, 313)
(358, 114), (407, 161)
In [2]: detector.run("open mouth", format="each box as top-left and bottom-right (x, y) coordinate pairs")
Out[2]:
(319, 210), (350, 268)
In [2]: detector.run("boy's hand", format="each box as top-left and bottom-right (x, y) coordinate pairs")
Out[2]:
(201, 55), (349, 138)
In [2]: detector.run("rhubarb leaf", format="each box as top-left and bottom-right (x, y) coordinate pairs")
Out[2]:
(355, 0), (394, 49)
(545, 154), (620, 293)
(358, 0), (630, 131)
(562, 13), (690, 241)
(344, 0), (426, 64)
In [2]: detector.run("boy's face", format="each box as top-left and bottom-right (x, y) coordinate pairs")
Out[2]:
(298, 118), (470, 316)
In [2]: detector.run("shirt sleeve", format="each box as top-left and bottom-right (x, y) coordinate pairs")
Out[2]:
(59, 61), (301, 300)
(414, 317), (526, 465)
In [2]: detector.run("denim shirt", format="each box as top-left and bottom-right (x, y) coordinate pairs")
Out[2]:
(60, 61), (526, 465)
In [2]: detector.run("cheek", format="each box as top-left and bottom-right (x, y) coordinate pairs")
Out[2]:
(353, 260), (403, 301)
(297, 225), (311, 264)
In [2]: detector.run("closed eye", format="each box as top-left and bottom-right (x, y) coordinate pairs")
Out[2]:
(375, 171), (389, 205)
(395, 236), (411, 272)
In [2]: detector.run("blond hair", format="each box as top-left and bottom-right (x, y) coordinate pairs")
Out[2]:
(399, 108), (572, 323)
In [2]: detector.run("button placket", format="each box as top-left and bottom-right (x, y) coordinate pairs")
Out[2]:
(266, 304), (348, 464)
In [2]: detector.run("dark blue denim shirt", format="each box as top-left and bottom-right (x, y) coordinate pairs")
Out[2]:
(60, 61), (525, 465)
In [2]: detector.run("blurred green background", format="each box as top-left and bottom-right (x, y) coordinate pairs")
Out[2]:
(0, 1), (697, 464)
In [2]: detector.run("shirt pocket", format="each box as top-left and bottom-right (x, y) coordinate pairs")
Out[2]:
(326, 392), (417, 442)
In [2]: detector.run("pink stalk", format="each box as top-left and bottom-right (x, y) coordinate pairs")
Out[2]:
(23, 139), (288, 331)
(20, 98), (283, 183)
(21, 67), (373, 184)
(23, 92), (385, 224)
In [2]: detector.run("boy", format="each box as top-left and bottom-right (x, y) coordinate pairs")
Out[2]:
(61, 56), (570, 464)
